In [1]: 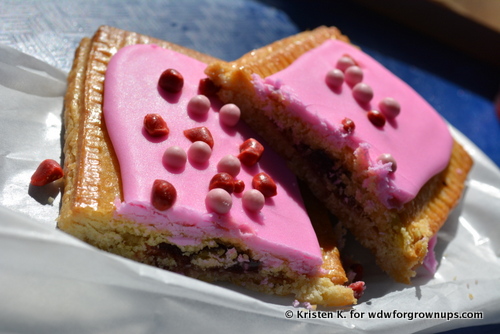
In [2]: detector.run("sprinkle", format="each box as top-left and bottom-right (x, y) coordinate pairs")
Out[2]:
(242, 189), (266, 212)
(345, 66), (363, 86)
(151, 179), (177, 211)
(342, 117), (355, 133)
(367, 109), (386, 127)
(352, 83), (374, 104)
(219, 103), (241, 127)
(187, 95), (211, 116)
(198, 77), (220, 96)
(238, 138), (264, 166)
(158, 68), (184, 93)
(325, 69), (344, 88)
(143, 113), (169, 137)
(348, 281), (366, 299)
(30, 159), (64, 186)
(217, 155), (241, 177)
(163, 146), (187, 169)
(234, 180), (245, 193)
(378, 153), (397, 172)
(205, 188), (232, 214)
(379, 97), (401, 118)
(188, 141), (212, 164)
(184, 126), (214, 148)
(336, 56), (355, 72)
(252, 172), (277, 197)
(209, 172), (236, 193)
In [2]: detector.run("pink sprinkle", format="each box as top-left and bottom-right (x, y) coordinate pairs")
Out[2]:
(219, 103), (241, 127)
(378, 153), (397, 172)
(325, 69), (344, 88)
(379, 97), (401, 118)
(336, 56), (355, 72)
(163, 146), (187, 169)
(242, 189), (265, 212)
(217, 154), (241, 177)
(345, 66), (363, 86)
(187, 95), (211, 116)
(188, 141), (212, 164)
(352, 83), (374, 104)
(205, 188), (232, 214)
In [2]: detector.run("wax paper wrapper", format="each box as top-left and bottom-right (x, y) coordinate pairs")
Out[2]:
(1, 44), (499, 334)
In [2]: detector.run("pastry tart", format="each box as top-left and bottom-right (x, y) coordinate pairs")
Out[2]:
(58, 25), (359, 306)
(205, 26), (473, 283)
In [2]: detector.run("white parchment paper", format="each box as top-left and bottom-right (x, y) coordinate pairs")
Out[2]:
(1, 44), (499, 334)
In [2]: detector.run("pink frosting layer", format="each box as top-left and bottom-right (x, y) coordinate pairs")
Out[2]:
(423, 235), (438, 274)
(252, 39), (453, 208)
(103, 44), (323, 275)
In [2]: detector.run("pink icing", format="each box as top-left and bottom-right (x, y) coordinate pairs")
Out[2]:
(103, 44), (323, 275)
(251, 39), (453, 208)
(423, 235), (438, 273)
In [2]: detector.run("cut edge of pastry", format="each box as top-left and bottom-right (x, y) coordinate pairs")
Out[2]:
(58, 25), (357, 307)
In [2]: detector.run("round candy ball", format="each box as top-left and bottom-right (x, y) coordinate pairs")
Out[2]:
(217, 154), (241, 177)
(188, 141), (212, 164)
(219, 103), (241, 127)
(205, 188), (233, 214)
(163, 146), (187, 169)
(242, 189), (265, 212)
(187, 95), (211, 116)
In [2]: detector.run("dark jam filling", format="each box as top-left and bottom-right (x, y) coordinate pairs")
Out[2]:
(146, 242), (261, 274)
(226, 259), (261, 273)
(294, 143), (360, 210)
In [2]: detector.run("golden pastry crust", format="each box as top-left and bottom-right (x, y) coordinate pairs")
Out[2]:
(60, 26), (217, 229)
(205, 26), (473, 283)
(58, 25), (356, 306)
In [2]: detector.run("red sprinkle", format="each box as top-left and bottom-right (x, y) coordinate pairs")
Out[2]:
(209, 173), (245, 194)
(144, 113), (169, 137)
(183, 126), (214, 148)
(159, 68), (184, 93)
(30, 159), (63, 186)
(198, 78), (220, 96)
(238, 138), (264, 166)
(367, 110), (386, 127)
(348, 281), (366, 299)
(234, 180), (245, 194)
(252, 172), (277, 197)
(151, 179), (177, 211)
(342, 117), (355, 133)
(209, 172), (235, 193)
